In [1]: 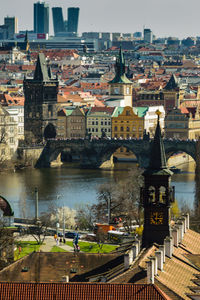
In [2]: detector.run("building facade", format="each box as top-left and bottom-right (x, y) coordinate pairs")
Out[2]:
(0, 104), (18, 161)
(86, 107), (114, 138)
(112, 106), (144, 139)
(52, 7), (65, 36)
(67, 7), (80, 35)
(23, 53), (58, 144)
(165, 107), (200, 140)
(4, 17), (18, 39)
(57, 106), (86, 139)
(34, 2), (49, 34)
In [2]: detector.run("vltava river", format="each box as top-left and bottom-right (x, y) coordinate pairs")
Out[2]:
(0, 162), (195, 218)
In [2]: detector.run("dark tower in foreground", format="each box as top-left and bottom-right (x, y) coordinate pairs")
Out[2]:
(23, 53), (58, 144)
(141, 111), (175, 247)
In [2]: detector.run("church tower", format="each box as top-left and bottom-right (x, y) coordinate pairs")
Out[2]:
(23, 53), (58, 144)
(141, 111), (175, 247)
(108, 47), (133, 107)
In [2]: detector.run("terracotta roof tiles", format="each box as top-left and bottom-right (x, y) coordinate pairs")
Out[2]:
(0, 283), (171, 300)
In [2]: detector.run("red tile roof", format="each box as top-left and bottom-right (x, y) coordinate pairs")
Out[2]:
(0, 283), (171, 300)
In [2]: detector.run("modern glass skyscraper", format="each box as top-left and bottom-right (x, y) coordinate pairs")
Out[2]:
(34, 2), (49, 34)
(67, 7), (80, 34)
(52, 7), (65, 36)
(4, 17), (18, 39)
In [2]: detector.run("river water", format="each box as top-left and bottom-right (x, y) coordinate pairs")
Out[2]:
(1, 162), (195, 218)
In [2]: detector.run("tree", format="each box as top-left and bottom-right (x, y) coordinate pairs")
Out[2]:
(48, 206), (76, 230)
(27, 217), (52, 245)
(75, 204), (94, 231)
(92, 167), (143, 232)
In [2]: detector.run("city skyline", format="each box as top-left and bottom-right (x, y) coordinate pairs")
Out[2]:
(0, 0), (200, 39)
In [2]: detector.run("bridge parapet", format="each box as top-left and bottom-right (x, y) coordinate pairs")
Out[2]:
(35, 138), (198, 169)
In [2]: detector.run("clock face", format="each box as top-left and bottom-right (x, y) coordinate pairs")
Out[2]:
(150, 212), (164, 225)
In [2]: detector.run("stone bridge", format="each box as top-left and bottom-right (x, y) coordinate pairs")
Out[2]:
(35, 138), (198, 169)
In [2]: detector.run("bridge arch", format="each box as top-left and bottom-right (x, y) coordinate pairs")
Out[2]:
(44, 123), (56, 140)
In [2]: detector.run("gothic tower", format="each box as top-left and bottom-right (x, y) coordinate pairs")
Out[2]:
(109, 47), (133, 106)
(141, 111), (175, 247)
(23, 53), (58, 144)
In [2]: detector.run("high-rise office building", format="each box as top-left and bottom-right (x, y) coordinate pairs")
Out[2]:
(67, 7), (79, 35)
(4, 17), (18, 39)
(34, 2), (49, 34)
(143, 28), (152, 43)
(52, 7), (65, 36)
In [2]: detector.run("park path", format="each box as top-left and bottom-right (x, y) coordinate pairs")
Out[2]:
(16, 234), (75, 252)
(40, 236), (74, 252)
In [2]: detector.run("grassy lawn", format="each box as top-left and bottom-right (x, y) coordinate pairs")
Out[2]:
(66, 241), (117, 253)
(14, 241), (41, 260)
(51, 246), (67, 252)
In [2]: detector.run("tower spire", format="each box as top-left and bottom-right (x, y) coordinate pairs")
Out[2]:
(109, 47), (132, 84)
(148, 110), (167, 171)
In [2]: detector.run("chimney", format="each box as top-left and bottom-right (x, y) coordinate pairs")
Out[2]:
(129, 249), (134, 265)
(150, 256), (158, 276)
(124, 253), (130, 270)
(132, 241), (139, 259)
(164, 236), (173, 258)
(179, 217), (186, 233)
(183, 213), (189, 229)
(62, 275), (69, 283)
(159, 245), (165, 263)
(155, 250), (163, 271)
(176, 221), (184, 241)
(172, 227), (179, 247)
(147, 260), (154, 284)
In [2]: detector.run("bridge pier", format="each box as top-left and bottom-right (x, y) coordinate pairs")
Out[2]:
(100, 155), (114, 169)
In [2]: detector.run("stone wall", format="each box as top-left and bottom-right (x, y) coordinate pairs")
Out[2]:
(17, 147), (44, 167)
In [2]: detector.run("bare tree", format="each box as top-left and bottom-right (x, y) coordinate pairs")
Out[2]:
(75, 204), (94, 231)
(92, 167), (143, 232)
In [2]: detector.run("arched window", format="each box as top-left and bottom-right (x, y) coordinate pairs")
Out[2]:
(149, 186), (156, 203)
(160, 186), (166, 203)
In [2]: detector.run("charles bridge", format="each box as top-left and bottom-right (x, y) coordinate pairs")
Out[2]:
(35, 138), (198, 169)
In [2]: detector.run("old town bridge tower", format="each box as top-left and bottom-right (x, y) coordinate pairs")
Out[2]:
(141, 111), (175, 247)
(23, 53), (58, 144)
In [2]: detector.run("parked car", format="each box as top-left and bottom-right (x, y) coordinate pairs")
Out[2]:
(65, 231), (77, 239)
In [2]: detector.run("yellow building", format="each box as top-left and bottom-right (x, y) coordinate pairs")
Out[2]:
(112, 106), (144, 139)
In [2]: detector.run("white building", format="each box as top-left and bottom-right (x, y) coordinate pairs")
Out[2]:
(5, 105), (24, 141)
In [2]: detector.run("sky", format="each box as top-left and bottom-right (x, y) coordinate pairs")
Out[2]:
(0, 0), (200, 39)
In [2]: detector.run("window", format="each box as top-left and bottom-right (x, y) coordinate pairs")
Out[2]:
(105, 122), (107, 125)
(92, 121), (94, 125)
(96, 121), (98, 125)
(96, 128), (98, 132)
(126, 110), (130, 116)
(9, 137), (14, 144)
(10, 127), (14, 133)
(114, 126), (117, 131)
(120, 126), (124, 131)
(127, 127), (130, 132)
(101, 121), (103, 125)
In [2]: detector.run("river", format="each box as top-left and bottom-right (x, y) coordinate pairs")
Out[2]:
(0, 161), (195, 218)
